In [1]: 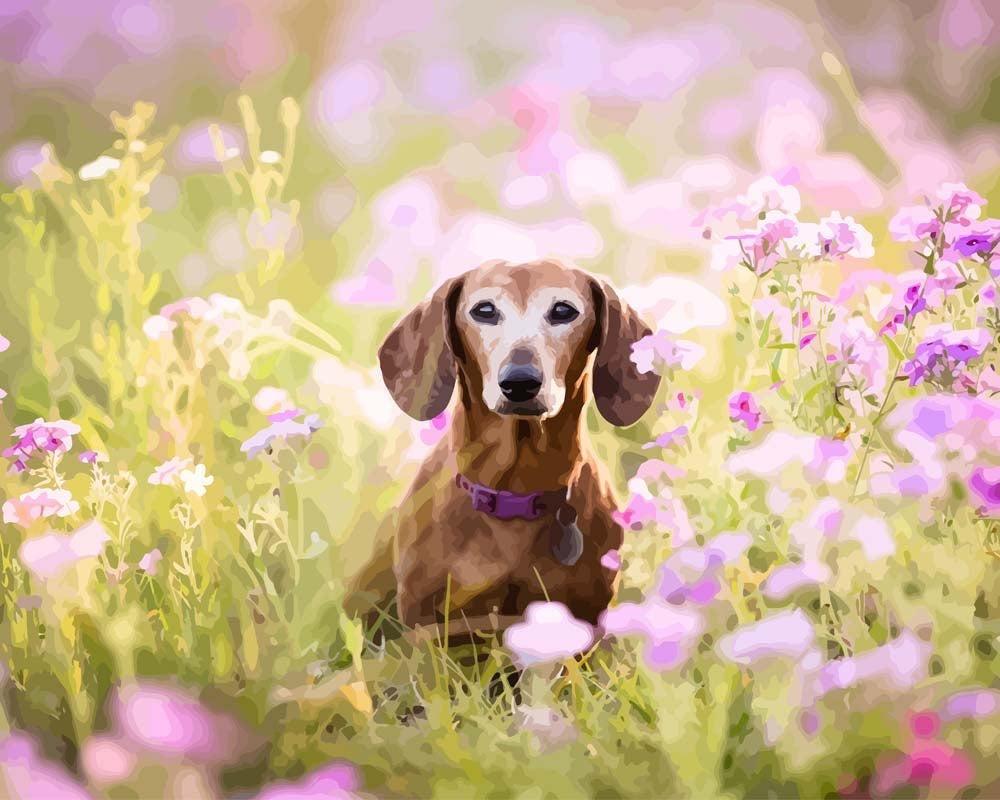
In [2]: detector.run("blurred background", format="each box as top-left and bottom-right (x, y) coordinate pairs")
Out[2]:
(2, 0), (999, 307)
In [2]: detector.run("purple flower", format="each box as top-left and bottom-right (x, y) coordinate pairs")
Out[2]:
(242, 411), (322, 458)
(941, 689), (1000, 722)
(718, 608), (815, 665)
(902, 326), (990, 388)
(952, 231), (997, 258)
(504, 602), (594, 667)
(728, 391), (762, 431)
(642, 424), (688, 450)
(969, 467), (1000, 516)
(78, 450), (107, 464)
(656, 532), (750, 606)
(254, 761), (361, 799)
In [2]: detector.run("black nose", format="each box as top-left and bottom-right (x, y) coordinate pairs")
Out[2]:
(499, 365), (542, 403)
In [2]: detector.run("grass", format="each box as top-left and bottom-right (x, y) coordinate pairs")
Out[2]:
(0, 98), (999, 799)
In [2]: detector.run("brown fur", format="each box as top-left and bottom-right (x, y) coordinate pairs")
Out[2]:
(368, 260), (660, 629)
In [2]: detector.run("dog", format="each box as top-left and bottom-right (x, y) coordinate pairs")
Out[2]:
(369, 259), (661, 631)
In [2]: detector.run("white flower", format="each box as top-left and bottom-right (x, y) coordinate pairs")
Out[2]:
(149, 457), (192, 487)
(179, 463), (214, 497)
(620, 276), (728, 333)
(259, 150), (281, 164)
(738, 176), (801, 219)
(79, 155), (122, 181)
(142, 314), (177, 341)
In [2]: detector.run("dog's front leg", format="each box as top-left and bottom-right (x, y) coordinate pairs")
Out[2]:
(395, 571), (447, 628)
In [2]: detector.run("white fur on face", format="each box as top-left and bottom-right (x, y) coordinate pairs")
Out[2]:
(462, 286), (589, 419)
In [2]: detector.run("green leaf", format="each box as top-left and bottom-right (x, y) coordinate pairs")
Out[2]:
(767, 342), (797, 350)
(804, 379), (829, 404)
(882, 334), (905, 362)
(758, 312), (773, 346)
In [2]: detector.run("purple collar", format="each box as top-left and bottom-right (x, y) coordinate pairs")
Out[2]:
(455, 474), (566, 521)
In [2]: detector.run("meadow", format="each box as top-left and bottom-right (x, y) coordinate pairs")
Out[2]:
(1, 92), (999, 799)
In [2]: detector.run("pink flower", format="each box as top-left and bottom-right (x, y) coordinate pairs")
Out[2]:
(3, 488), (80, 527)
(78, 450), (106, 464)
(3, 418), (81, 471)
(735, 176), (801, 220)
(600, 600), (703, 671)
(138, 548), (163, 576)
(816, 211), (874, 258)
(728, 391), (763, 431)
(79, 736), (137, 787)
(0, 334), (8, 352)
(761, 561), (831, 600)
(419, 411), (450, 446)
(504, 602), (594, 667)
(726, 430), (852, 484)
(888, 204), (941, 242)
(873, 741), (973, 795)
(936, 181), (985, 221)
(600, 549), (621, 571)
(613, 484), (695, 544)
(18, 521), (110, 581)
(159, 297), (211, 320)
(254, 761), (361, 799)
(825, 316), (889, 415)
(110, 681), (259, 765)
(718, 609), (815, 665)
(725, 214), (799, 275)
(0, 733), (94, 800)
(813, 630), (930, 698)
(148, 457), (192, 486)
(630, 331), (705, 375)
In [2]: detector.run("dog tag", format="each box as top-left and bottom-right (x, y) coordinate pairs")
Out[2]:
(550, 504), (584, 566)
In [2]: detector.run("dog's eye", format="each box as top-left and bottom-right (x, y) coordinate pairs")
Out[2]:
(547, 301), (579, 324)
(470, 301), (500, 324)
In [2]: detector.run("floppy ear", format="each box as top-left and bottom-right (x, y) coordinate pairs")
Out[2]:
(378, 277), (465, 421)
(589, 277), (661, 427)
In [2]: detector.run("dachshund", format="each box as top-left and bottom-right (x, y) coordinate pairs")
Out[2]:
(365, 259), (661, 633)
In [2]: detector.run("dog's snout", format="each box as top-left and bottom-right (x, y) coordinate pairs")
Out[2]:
(499, 364), (542, 403)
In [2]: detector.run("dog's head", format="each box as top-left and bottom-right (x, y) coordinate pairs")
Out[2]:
(378, 260), (661, 426)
